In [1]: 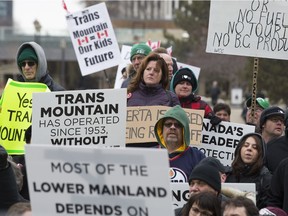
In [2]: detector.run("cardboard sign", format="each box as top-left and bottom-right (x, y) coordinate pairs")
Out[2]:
(66, 2), (121, 76)
(171, 182), (256, 209)
(0, 79), (49, 154)
(32, 89), (126, 147)
(126, 106), (204, 145)
(206, 0), (288, 60)
(25, 145), (174, 216)
(192, 119), (255, 166)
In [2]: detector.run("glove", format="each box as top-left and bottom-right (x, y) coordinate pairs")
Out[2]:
(0, 145), (8, 170)
(210, 115), (222, 126)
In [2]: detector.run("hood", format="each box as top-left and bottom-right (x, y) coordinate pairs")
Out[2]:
(16, 41), (47, 82)
(234, 132), (266, 163)
(154, 105), (190, 152)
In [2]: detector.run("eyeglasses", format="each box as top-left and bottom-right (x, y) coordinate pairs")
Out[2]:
(164, 122), (182, 129)
(20, 61), (36, 67)
(269, 117), (284, 123)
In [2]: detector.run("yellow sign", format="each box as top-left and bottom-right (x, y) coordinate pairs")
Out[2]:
(126, 106), (204, 145)
(0, 79), (50, 154)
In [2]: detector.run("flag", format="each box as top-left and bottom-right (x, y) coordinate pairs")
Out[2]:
(77, 36), (89, 46)
(97, 30), (108, 39)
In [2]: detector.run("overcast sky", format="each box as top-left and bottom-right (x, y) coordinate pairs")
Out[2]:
(13, 0), (83, 35)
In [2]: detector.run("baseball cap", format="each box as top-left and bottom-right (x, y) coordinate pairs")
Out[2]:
(246, 97), (270, 109)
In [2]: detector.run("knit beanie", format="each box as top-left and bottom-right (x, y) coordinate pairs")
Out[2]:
(259, 106), (284, 129)
(188, 164), (221, 194)
(259, 207), (288, 216)
(171, 67), (198, 93)
(18, 47), (38, 66)
(130, 43), (152, 61)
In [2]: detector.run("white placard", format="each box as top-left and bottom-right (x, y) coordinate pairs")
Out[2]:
(231, 88), (243, 105)
(192, 119), (255, 166)
(206, 0), (288, 60)
(171, 182), (256, 209)
(66, 3), (121, 76)
(176, 62), (201, 80)
(25, 145), (174, 216)
(114, 45), (133, 89)
(31, 89), (126, 147)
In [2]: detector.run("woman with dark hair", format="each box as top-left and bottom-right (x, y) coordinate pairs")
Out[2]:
(225, 132), (272, 209)
(127, 53), (179, 107)
(182, 191), (221, 216)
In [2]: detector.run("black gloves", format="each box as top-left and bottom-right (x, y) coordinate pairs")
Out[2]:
(210, 115), (222, 126)
(0, 145), (8, 170)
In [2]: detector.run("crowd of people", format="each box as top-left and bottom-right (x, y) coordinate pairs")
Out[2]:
(0, 41), (288, 216)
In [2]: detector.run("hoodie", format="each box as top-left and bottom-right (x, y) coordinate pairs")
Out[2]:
(16, 41), (65, 91)
(154, 105), (205, 182)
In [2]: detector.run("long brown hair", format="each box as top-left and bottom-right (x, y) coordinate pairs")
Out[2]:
(127, 53), (169, 93)
(232, 133), (264, 177)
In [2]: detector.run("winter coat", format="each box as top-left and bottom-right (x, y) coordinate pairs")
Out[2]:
(127, 82), (180, 107)
(178, 94), (213, 118)
(266, 135), (288, 174)
(0, 163), (28, 214)
(154, 105), (205, 182)
(267, 157), (288, 213)
(16, 41), (65, 91)
(225, 133), (272, 209)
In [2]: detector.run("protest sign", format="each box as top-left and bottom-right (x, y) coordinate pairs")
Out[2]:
(177, 62), (200, 80)
(114, 45), (132, 89)
(171, 182), (256, 209)
(126, 106), (204, 145)
(206, 0), (288, 60)
(0, 79), (49, 154)
(25, 145), (174, 216)
(192, 119), (255, 166)
(32, 89), (126, 147)
(66, 2), (121, 76)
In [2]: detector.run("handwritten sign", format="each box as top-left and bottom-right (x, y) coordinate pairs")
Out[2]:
(32, 89), (126, 147)
(126, 106), (204, 145)
(0, 79), (49, 154)
(206, 0), (288, 60)
(66, 2), (121, 76)
(25, 145), (174, 216)
(192, 119), (255, 166)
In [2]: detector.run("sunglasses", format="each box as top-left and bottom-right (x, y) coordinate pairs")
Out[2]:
(164, 122), (182, 129)
(20, 61), (36, 67)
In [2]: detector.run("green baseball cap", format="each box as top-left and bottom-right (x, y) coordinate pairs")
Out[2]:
(246, 97), (270, 109)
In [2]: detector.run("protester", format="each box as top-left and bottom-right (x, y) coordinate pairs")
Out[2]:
(245, 97), (270, 132)
(259, 106), (285, 144)
(16, 41), (65, 91)
(170, 67), (221, 125)
(225, 132), (272, 209)
(222, 196), (259, 216)
(121, 43), (152, 88)
(174, 163), (221, 216)
(127, 53), (179, 106)
(0, 145), (28, 214)
(181, 191), (221, 216)
(6, 202), (31, 216)
(213, 103), (231, 122)
(154, 105), (205, 182)
(210, 80), (221, 106)
(152, 47), (174, 80)
(267, 157), (288, 213)
(265, 108), (288, 173)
